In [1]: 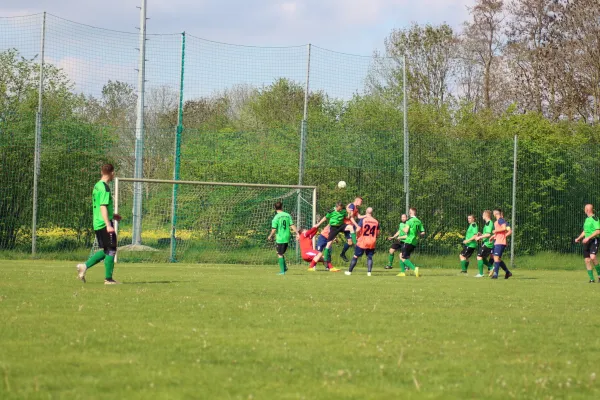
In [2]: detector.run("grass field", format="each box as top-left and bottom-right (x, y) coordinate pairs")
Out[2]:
(1, 260), (600, 399)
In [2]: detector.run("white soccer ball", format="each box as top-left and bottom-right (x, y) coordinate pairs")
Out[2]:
(337, 181), (347, 189)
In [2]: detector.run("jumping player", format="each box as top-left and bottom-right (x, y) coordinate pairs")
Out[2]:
(76, 164), (122, 285)
(459, 214), (479, 274)
(474, 210), (494, 277)
(267, 202), (297, 275)
(397, 207), (425, 278)
(345, 207), (379, 276)
(489, 208), (512, 279)
(308, 223), (340, 272)
(575, 204), (600, 283)
(339, 197), (363, 262)
(386, 214), (408, 269)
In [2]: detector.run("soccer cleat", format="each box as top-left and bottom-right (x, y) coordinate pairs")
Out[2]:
(367, 272), (372, 277)
(307, 267), (316, 272)
(329, 267), (341, 272)
(590, 280), (595, 283)
(344, 271), (352, 276)
(491, 275), (499, 279)
(76, 263), (87, 283)
(415, 267), (420, 278)
(277, 272), (286, 276)
(474, 274), (484, 278)
(396, 272), (406, 277)
(104, 279), (121, 285)
(505, 272), (513, 280)
(488, 269), (495, 277)
(460, 271), (468, 274)
(284, 267), (288, 272)
(384, 265), (393, 270)
(340, 254), (349, 262)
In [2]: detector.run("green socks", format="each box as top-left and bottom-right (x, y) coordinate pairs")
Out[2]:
(587, 269), (595, 281)
(324, 248), (330, 263)
(104, 254), (115, 280)
(399, 261), (406, 272)
(477, 260), (484, 275)
(278, 257), (286, 273)
(460, 260), (468, 272)
(351, 233), (357, 245)
(485, 258), (493, 270)
(86, 250), (105, 269)
(388, 254), (395, 266)
(404, 259), (415, 271)
(595, 264), (600, 276)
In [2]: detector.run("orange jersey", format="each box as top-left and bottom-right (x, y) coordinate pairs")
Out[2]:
(320, 225), (331, 239)
(299, 227), (318, 254)
(494, 219), (507, 245)
(344, 203), (359, 224)
(357, 216), (379, 249)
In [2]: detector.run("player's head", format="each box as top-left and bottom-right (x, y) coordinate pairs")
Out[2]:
(335, 201), (344, 211)
(354, 197), (363, 207)
(483, 210), (492, 220)
(366, 207), (373, 215)
(101, 164), (115, 181)
(401, 214), (407, 222)
(409, 207), (417, 217)
(585, 204), (594, 216)
(274, 201), (283, 211)
(467, 214), (475, 223)
(493, 208), (503, 218)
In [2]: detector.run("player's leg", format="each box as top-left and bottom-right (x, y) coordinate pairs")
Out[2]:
(77, 229), (107, 282)
(276, 243), (288, 275)
(398, 245), (413, 277)
(459, 247), (468, 273)
(346, 247), (363, 275)
(387, 244), (399, 269)
(583, 242), (595, 282)
(103, 227), (119, 284)
(366, 249), (375, 276)
(476, 246), (489, 278)
(340, 226), (355, 261)
(591, 239), (600, 280)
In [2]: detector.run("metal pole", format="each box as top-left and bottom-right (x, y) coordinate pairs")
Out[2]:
(296, 43), (311, 228)
(403, 53), (409, 214)
(32, 11), (46, 257)
(170, 31), (185, 263)
(114, 178), (120, 263)
(510, 135), (518, 269)
(312, 187), (317, 248)
(132, 0), (148, 245)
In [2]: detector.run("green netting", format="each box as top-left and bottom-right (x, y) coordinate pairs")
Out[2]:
(2, 14), (600, 269)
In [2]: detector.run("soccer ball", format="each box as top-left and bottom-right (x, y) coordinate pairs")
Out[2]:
(338, 181), (347, 189)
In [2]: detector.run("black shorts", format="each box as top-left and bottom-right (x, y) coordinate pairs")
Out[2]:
(583, 238), (599, 258)
(477, 245), (493, 258)
(95, 224), (117, 251)
(390, 241), (404, 251)
(460, 246), (476, 258)
(276, 243), (289, 256)
(327, 224), (349, 242)
(401, 244), (416, 259)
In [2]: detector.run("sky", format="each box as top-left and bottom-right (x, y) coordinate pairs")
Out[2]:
(1, 0), (473, 54)
(0, 0), (474, 101)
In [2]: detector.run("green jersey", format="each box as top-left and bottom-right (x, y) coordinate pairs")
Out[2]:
(405, 217), (424, 246)
(465, 223), (479, 249)
(271, 211), (293, 244)
(327, 209), (346, 227)
(584, 215), (600, 239)
(398, 222), (408, 241)
(92, 180), (113, 230)
(481, 220), (494, 248)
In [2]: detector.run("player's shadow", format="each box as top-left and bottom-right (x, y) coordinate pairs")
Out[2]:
(123, 281), (191, 285)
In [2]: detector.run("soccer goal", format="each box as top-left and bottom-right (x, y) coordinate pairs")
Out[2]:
(111, 178), (317, 264)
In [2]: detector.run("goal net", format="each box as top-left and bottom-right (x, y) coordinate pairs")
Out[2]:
(110, 178), (317, 264)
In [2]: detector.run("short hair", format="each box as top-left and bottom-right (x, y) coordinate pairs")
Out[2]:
(409, 207), (417, 213)
(336, 201), (344, 207)
(468, 214), (475, 219)
(483, 210), (492, 217)
(101, 164), (114, 175)
(274, 201), (283, 210)
(493, 208), (503, 214)
(355, 197), (363, 201)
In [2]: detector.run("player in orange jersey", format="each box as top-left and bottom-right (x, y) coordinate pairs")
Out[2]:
(345, 207), (379, 276)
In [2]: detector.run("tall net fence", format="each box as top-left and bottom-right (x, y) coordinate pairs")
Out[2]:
(2, 13), (600, 267)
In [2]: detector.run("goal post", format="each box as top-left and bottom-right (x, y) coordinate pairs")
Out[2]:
(113, 178), (317, 264)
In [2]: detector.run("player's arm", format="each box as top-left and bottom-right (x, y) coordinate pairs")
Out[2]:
(315, 216), (328, 228)
(100, 205), (114, 233)
(388, 230), (400, 240)
(267, 228), (276, 241)
(419, 224), (425, 238)
(291, 224), (298, 235)
(575, 230), (586, 243)
(493, 223), (507, 234)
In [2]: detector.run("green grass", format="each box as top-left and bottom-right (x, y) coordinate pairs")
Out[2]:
(1, 260), (600, 399)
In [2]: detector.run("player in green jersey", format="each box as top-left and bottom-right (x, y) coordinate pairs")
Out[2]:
(474, 210), (494, 277)
(322, 202), (347, 264)
(459, 215), (479, 274)
(268, 201), (298, 275)
(385, 214), (408, 270)
(575, 204), (600, 283)
(76, 164), (122, 284)
(397, 207), (425, 278)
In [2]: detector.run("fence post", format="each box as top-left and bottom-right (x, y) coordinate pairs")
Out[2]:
(511, 135), (518, 268)
(32, 11), (46, 257)
(403, 53), (409, 214)
(132, 0), (148, 245)
(170, 31), (185, 263)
